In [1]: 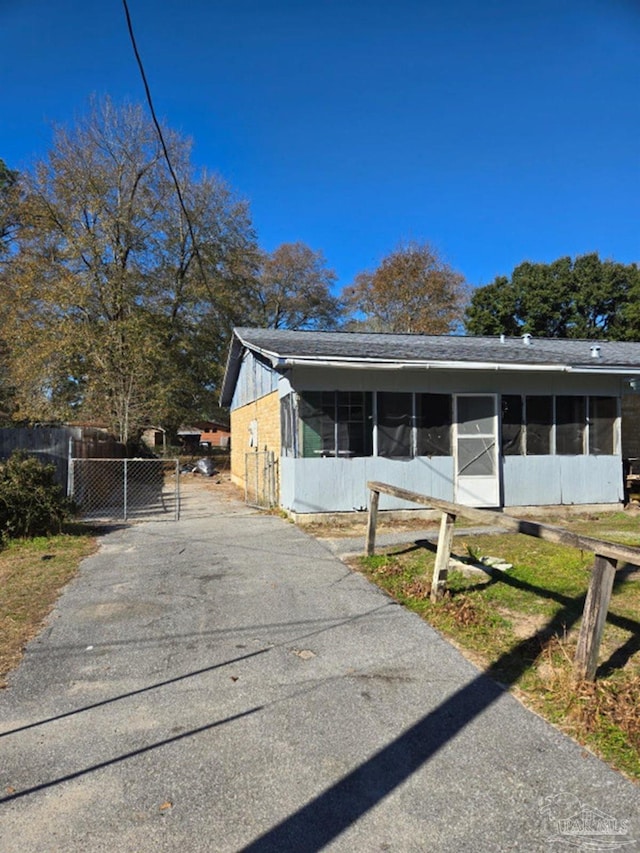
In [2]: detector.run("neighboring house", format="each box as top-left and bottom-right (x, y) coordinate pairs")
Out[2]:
(142, 422), (231, 453)
(177, 421), (231, 451)
(220, 327), (640, 514)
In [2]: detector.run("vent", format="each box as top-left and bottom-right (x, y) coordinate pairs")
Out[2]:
(522, 333), (533, 346)
(590, 345), (601, 359)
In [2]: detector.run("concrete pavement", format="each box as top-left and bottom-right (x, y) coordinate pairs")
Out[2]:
(0, 480), (638, 852)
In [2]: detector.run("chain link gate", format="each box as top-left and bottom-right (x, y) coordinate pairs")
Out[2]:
(69, 458), (180, 521)
(244, 451), (277, 508)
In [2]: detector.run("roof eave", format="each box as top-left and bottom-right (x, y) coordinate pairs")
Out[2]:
(219, 333), (245, 407)
(220, 330), (640, 407)
(274, 356), (640, 374)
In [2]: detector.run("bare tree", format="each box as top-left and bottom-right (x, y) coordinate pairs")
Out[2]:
(249, 242), (342, 330)
(344, 241), (468, 334)
(3, 98), (256, 440)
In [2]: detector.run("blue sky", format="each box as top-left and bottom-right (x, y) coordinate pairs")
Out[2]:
(1, 0), (638, 292)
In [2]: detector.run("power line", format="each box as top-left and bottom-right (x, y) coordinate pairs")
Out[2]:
(121, 0), (209, 290)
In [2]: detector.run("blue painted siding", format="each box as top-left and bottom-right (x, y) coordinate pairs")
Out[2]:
(280, 456), (455, 513)
(283, 453), (622, 512)
(230, 351), (278, 410)
(262, 364), (626, 512)
(502, 456), (623, 505)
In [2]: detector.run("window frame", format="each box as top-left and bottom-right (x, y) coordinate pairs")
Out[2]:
(296, 390), (453, 460)
(298, 390), (373, 458)
(499, 393), (619, 457)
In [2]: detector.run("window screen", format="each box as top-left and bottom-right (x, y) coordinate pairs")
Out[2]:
(298, 391), (372, 457)
(501, 395), (523, 456)
(299, 391), (335, 457)
(457, 436), (496, 475)
(280, 394), (296, 457)
(377, 392), (412, 457)
(556, 396), (586, 455)
(457, 396), (495, 434)
(336, 391), (373, 457)
(589, 396), (616, 455)
(526, 396), (553, 455)
(416, 393), (451, 456)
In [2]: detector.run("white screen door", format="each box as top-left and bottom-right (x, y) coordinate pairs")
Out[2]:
(454, 394), (500, 507)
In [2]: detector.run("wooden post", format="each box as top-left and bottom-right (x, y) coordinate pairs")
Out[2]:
(365, 489), (380, 556)
(431, 512), (456, 602)
(574, 554), (617, 681)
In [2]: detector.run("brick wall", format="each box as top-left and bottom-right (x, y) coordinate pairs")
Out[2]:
(230, 391), (281, 488)
(199, 428), (230, 448)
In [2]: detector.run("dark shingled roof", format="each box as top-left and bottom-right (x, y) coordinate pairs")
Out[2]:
(234, 327), (640, 366)
(220, 328), (640, 405)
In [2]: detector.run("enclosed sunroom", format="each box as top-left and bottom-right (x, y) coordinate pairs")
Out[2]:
(220, 328), (640, 515)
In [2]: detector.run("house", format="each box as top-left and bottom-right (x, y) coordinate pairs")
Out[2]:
(142, 421), (231, 453)
(177, 421), (231, 451)
(220, 327), (640, 515)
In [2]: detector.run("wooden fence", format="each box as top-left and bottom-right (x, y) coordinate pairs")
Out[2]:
(365, 480), (640, 682)
(0, 427), (124, 489)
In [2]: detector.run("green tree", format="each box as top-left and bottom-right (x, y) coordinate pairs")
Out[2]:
(2, 98), (257, 440)
(460, 276), (519, 337)
(343, 241), (468, 334)
(465, 253), (640, 340)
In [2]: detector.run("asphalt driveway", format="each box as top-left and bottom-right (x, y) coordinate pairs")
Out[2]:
(0, 480), (638, 852)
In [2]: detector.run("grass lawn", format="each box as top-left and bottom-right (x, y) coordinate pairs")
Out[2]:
(0, 525), (98, 687)
(347, 510), (640, 781)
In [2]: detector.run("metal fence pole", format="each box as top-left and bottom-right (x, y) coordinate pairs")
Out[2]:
(175, 458), (180, 521)
(67, 437), (74, 497)
(68, 457), (75, 501)
(255, 452), (259, 507)
(123, 458), (128, 521)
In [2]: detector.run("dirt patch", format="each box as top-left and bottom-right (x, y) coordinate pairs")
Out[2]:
(496, 607), (549, 640)
(179, 470), (245, 503)
(304, 516), (440, 539)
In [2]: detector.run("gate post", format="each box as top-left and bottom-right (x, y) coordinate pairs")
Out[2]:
(123, 458), (128, 521)
(431, 512), (456, 602)
(365, 488), (380, 556)
(175, 459), (180, 521)
(68, 457), (75, 501)
(67, 438), (74, 497)
(574, 554), (617, 681)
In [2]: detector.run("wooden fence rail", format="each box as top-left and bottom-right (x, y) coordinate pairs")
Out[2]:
(365, 480), (640, 682)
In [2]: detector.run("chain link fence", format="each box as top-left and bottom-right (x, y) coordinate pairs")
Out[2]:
(245, 451), (277, 508)
(69, 458), (180, 521)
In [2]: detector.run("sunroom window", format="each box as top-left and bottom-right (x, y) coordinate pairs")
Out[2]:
(525, 396), (553, 455)
(501, 395), (523, 456)
(556, 396), (586, 455)
(588, 396), (617, 454)
(377, 392), (413, 457)
(500, 394), (617, 456)
(298, 391), (372, 457)
(416, 393), (451, 456)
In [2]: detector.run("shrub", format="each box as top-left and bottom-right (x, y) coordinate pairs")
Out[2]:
(0, 452), (73, 543)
